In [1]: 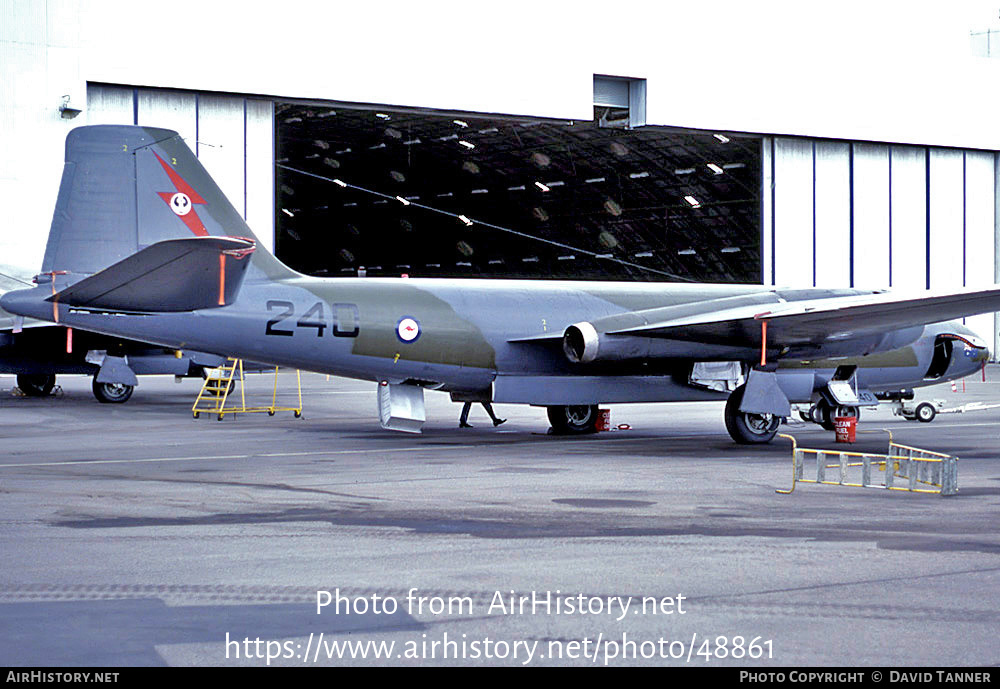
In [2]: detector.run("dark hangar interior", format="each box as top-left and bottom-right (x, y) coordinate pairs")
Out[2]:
(274, 104), (762, 284)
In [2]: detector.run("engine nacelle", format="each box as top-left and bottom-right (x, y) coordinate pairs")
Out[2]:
(562, 321), (751, 364)
(563, 322), (600, 363)
(565, 321), (657, 363)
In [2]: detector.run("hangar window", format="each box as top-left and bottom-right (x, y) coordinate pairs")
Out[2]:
(594, 75), (646, 129)
(274, 101), (761, 283)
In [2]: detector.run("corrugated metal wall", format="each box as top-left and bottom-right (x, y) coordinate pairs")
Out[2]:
(763, 137), (998, 353)
(85, 85), (275, 252)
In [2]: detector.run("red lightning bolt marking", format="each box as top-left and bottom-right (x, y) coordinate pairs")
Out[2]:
(154, 152), (209, 237)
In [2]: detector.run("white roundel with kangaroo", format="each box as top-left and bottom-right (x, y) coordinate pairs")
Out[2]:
(396, 317), (421, 343)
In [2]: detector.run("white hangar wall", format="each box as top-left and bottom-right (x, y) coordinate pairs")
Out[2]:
(74, 1), (1000, 150)
(763, 137), (998, 349)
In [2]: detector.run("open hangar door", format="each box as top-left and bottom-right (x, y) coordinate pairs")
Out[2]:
(273, 103), (761, 284)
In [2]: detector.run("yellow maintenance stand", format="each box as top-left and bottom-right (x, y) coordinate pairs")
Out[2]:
(776, 432), (958, 496)
(192, 358), (302, 421)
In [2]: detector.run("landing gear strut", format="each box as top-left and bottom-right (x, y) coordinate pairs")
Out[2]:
(16, 373), (55, 397)
(547, 405), (599, 435)
(92, 379), (134, 403)
(724, 384), (781, 444)
(809, 399), (859, 431)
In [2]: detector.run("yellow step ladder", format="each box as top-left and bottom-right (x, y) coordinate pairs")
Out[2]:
(192, 358), (303, 421)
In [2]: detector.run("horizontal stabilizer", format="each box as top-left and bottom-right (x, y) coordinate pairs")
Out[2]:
(48, 236), (255, 312)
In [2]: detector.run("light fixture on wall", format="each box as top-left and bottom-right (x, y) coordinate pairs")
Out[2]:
(59, 95), (82, 119)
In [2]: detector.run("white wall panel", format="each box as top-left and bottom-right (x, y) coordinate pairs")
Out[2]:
(86, 83), (133, 125)
(46, 0), (80, 48)
(3, 0), (43, 43)
(761, 138), (772, 285)
(964, 151), (996, 345)
(46, 45), (84, 111)
(245, 99), (274, 252)
(71, 2), (1000, 151)
(928, 149), (965, 291)
(889, 146), (927, 291)
(813, 142), (851, 287)
(2, 39), (73, 270)
(137, 89), (196, 146)
(772, 138), (813, 287)
(196, 95), (247, 221)
(851, 144), (890, 289)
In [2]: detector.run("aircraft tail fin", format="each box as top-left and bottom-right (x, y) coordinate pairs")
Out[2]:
(41, 125), (295, 281)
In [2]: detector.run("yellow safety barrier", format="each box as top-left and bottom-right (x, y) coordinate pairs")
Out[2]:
(193, 358), (303, 421)
(776, 432), (957, 496)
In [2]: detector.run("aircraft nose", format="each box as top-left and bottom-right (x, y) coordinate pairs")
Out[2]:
(953, 333), (989, 366)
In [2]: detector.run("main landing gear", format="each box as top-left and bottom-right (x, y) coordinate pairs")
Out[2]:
(16, 373), (55, 397)
(15, 373), (134, 403)
(546, 404), (599, 435)
(724, 384), (781, 444)
(92, 379), (134, 404)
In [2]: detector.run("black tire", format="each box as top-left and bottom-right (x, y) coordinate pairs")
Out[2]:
(92, 379), (134, 404)
(915, 402), (936, 423)
(811, 400), (836, 431)
(17, 373), (55, 397)
(546, 405), (599, 434)
(833, 405), (860, 422)
(725, 385), (781, 444)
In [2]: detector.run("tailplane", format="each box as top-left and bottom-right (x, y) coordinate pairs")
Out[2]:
(42, 125), (294, 281)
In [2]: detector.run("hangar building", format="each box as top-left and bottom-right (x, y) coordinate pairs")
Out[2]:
(3, 1), (1000, 351)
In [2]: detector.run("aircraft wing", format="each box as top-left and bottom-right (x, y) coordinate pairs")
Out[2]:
(611, 286), (1000, 346)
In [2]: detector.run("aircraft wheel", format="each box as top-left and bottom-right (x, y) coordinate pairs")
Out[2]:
(811, 400), (836, 431)
(547, 405), (599, 434)
(915, 402), (936, 423)
(725, 385), (781, 444)
(834, 405), (860, 422)
(92, 379), (133, 404)
(17, 373), (55, 397)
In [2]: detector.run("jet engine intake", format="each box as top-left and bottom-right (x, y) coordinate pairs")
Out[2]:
(563, 322), (600, 363)
(562, 321), (708, 363)
(562, 320), (759, 365)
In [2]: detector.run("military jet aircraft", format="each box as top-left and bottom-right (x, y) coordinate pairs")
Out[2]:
(1, 125), (995, 442)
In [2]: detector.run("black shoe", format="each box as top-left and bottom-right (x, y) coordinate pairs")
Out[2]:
(493, 418), (506, 427)
(459, 422), (473, 428)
